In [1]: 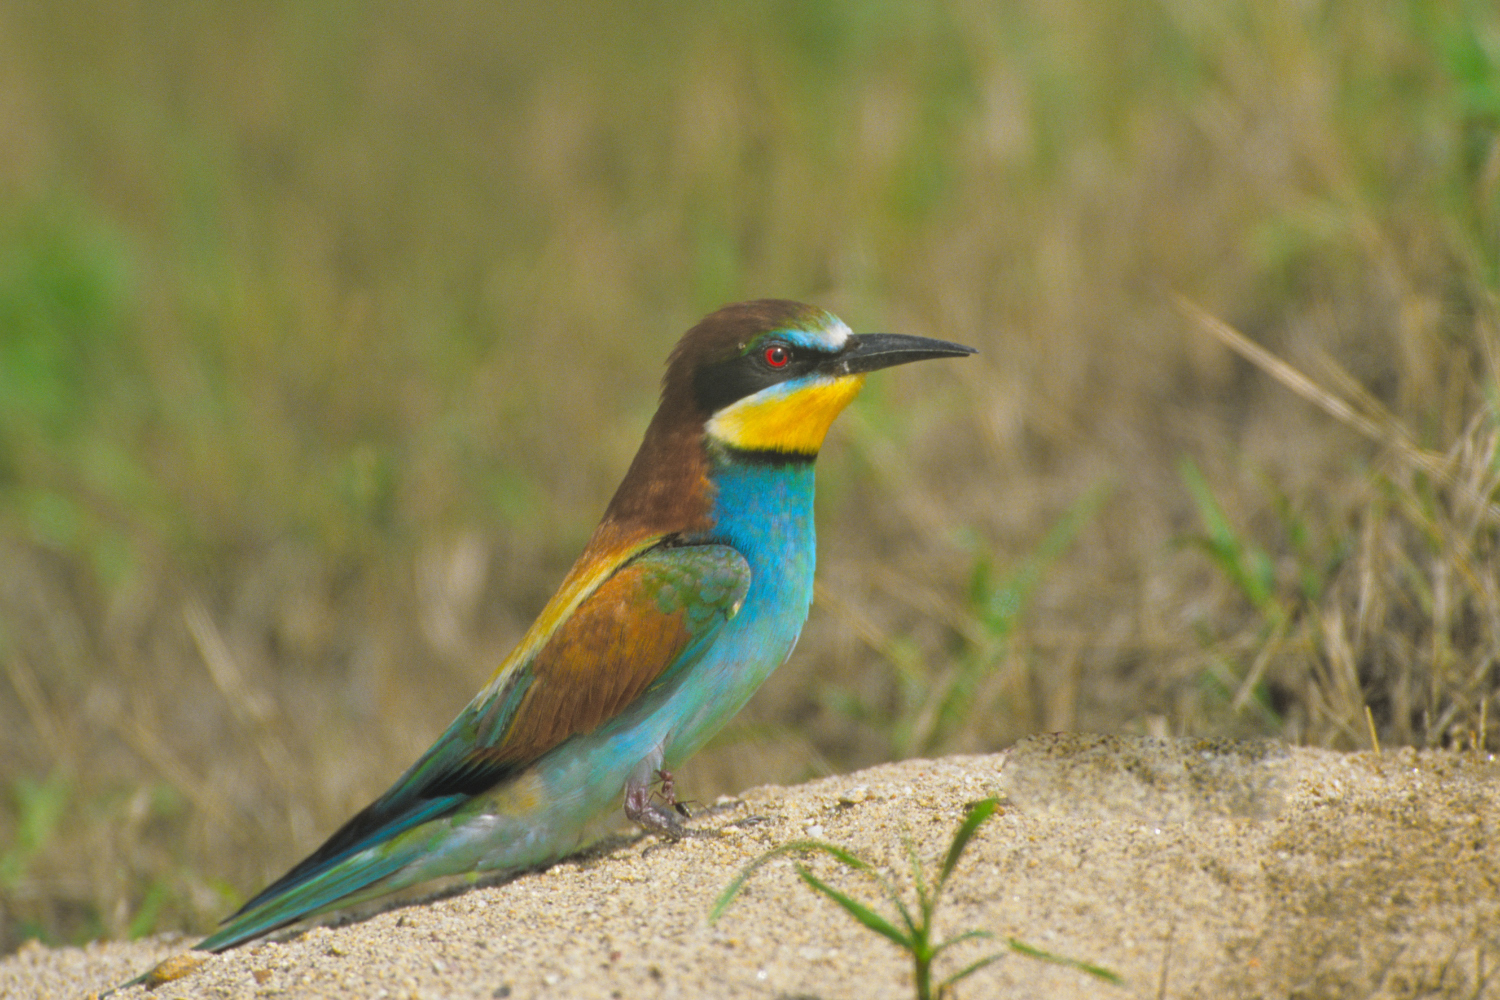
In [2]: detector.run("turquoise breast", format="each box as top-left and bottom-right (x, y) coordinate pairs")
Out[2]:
(658, 453), (818, 765)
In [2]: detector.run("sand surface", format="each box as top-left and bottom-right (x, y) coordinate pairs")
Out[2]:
(4, 734), (1498, 1000)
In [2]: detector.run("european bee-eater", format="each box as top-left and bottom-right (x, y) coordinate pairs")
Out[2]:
(144, 300), (974, 965)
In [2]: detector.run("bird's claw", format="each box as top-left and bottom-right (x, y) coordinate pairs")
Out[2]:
(625, 770), (687, 839)
(625, 795), (685, 840)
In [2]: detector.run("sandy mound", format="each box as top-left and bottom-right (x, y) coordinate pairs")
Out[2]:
(4, 735), (1496, 999)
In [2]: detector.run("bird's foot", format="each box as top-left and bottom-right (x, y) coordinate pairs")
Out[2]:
(624, 779), (684, 839)
(625, 775), (685, 840)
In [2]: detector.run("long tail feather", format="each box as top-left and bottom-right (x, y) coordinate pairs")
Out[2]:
(199, 794), (466, 952)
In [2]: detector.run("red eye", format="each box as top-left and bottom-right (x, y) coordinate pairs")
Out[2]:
(764, 344), (790, 368)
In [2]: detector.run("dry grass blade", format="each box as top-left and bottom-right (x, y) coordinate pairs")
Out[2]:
(1174, 297), (1397, 444)
(183, 600), (303, 803)
(3, 653), (68, 768)
(1173, 297), (1485, 507)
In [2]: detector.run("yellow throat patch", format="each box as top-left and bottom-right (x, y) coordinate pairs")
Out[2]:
(705, 374), (867, 455)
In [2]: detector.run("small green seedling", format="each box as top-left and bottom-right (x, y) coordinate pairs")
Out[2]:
(710, 798), (1122, 999)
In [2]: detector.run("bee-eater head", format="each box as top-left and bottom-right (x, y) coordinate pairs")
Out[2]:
(663, 300), (976, 459)
(595, 300), (975, 542)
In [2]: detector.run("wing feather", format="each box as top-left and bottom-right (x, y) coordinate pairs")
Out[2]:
(224, 540), (748, 922)
(491, 545), (746, 761)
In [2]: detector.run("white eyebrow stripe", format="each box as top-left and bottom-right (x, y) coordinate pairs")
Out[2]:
(782, 315), (851, 352)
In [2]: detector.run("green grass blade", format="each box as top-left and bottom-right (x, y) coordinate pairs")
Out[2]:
(794, 864), (913, 951)
(127, 880), (169, 940)
(905, 831), (931, 921)
(972, 483), (1111, 639)
(937, 951), (1006, 992)
(930, 928), (994, 959)
(938, 798), (998, 890)
(1007, 938), (1125, 985)
(1178, 456), (1276, 615)
(711, 839), (893, 923)
(887, 885), (919, 940)
(0, 773), (69, 889)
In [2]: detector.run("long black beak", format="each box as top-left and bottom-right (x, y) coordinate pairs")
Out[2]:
(826, 333), (978, 376)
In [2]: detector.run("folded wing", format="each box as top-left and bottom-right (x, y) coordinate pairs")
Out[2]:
(205, 541), (750, 948)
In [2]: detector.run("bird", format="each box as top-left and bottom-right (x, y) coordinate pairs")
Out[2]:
(118, 299), (974, 987)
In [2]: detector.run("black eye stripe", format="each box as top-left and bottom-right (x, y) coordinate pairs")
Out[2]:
(691, 339), (830, 413)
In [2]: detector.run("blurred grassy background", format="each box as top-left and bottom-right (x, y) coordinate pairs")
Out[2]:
(2, 0), (1498, 950)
